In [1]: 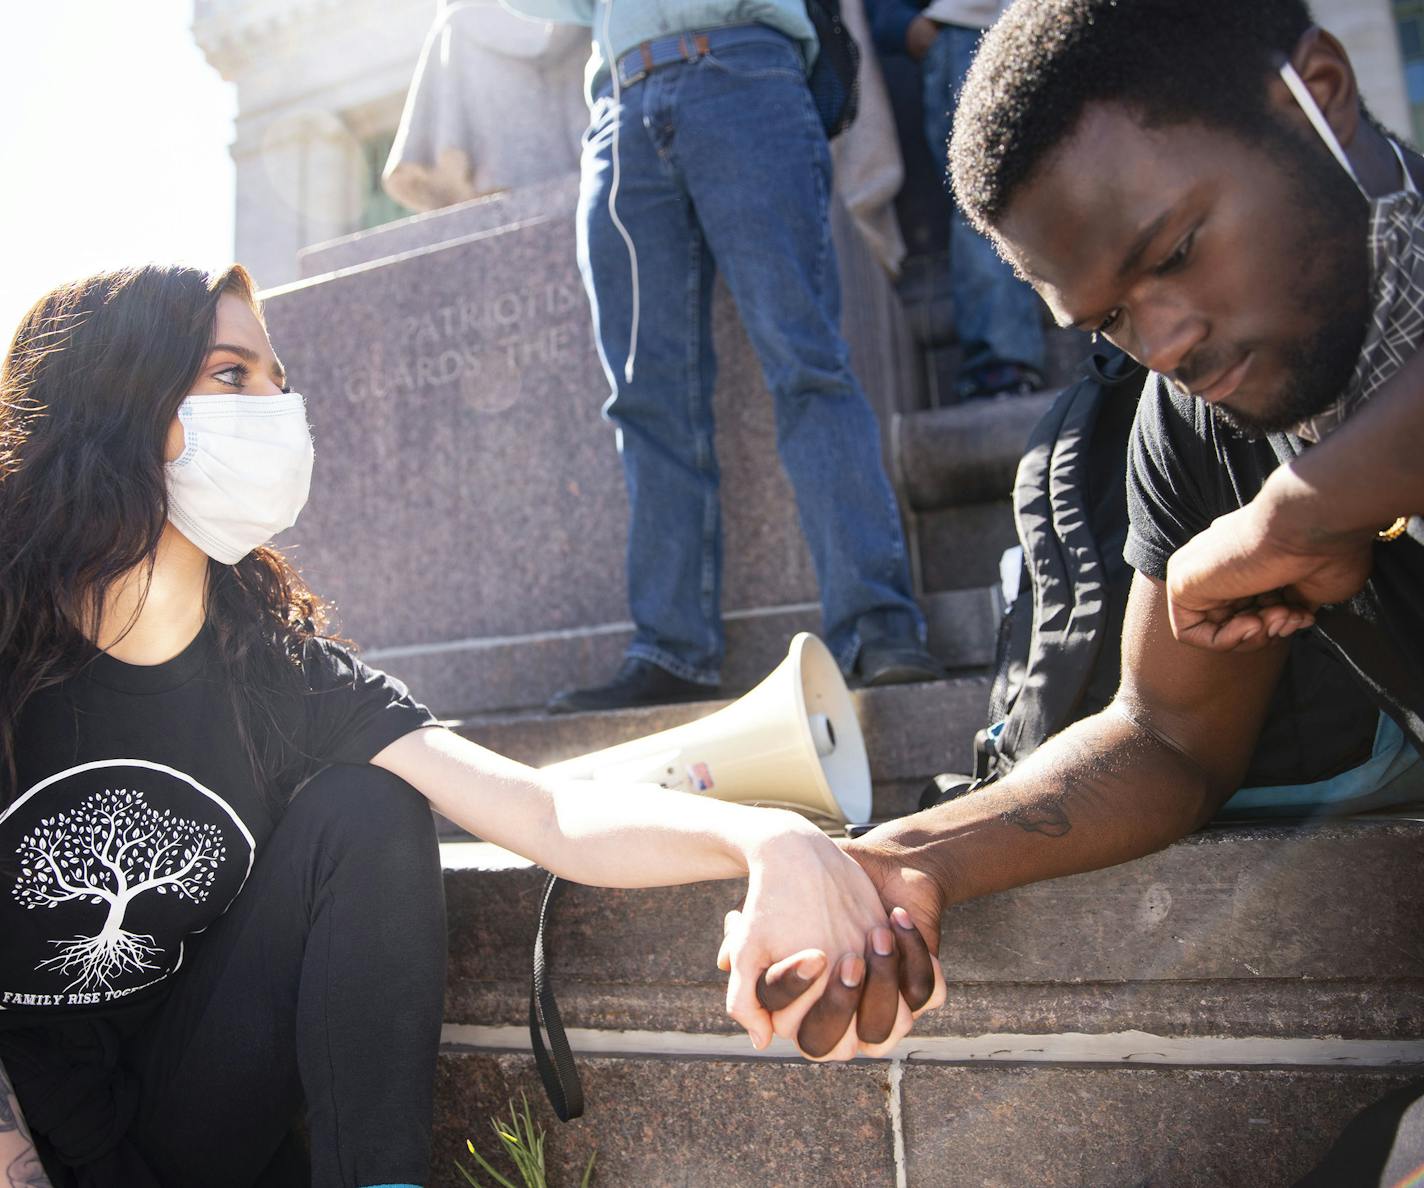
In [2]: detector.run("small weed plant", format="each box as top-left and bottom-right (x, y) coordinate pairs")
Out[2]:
(456, 1093), (596, 1188)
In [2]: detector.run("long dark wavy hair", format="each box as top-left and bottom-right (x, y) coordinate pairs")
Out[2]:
(0, 264), (330, 805)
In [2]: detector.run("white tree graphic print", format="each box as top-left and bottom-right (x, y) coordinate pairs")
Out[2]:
(11, 788), (226, 992)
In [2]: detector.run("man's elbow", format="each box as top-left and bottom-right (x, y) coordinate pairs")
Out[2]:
(1102, 699), (1242, 838)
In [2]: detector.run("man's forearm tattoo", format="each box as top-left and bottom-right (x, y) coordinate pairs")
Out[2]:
(1002, 801), (1072, 837)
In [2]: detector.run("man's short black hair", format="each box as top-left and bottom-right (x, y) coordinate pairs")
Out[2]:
(949, 0), (1316, 234)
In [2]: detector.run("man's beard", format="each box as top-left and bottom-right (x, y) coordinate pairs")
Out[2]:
(1208, 128), (1373, 440)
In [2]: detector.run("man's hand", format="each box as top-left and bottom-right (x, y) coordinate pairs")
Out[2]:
(842, 831), (947, 1003)
(1165, 467), (1375, 652)
(905, 15), (941, 62)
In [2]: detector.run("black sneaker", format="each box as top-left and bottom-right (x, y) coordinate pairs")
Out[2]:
(547, 658), (721, 715)
(854, 642), (944, 688)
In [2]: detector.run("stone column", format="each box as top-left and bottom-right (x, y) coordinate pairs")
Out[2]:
(232, 110), (367, 288)
(193, 0), (434, 285)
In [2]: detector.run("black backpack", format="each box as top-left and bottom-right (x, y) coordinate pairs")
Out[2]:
(804, 0), (860, 138)
(923, 349), (1380, 808)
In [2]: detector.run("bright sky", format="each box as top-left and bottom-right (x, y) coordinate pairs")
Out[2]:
(0, 0), (235, 343)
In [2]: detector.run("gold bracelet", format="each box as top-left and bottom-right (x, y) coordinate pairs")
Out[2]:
(1379, 517), (1410, 542)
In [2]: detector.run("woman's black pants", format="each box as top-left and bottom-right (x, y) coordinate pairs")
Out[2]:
(2, 764), (448, 1188)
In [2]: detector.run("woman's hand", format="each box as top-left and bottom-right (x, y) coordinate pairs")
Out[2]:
(717, 815), (921, 1060)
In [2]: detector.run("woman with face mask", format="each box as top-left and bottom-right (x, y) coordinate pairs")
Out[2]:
(0, 264), (938, 1188)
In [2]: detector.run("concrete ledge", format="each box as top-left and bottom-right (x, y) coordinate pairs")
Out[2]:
(428, 1048), (1422, 1188)
(450, 674), (989, 792)
(380, 589), (997, 716)
(443, 820), (1424, 1040)
(923, 586), (1000, 669)
(382, 603), (826, 717)
(431, 1050), (898, 1188)
(894, 392), (1055, 511)
(901, 1063), (1422, 1188)
(916, 502), (1021, 593)
(443, 1022), (1424, 1068)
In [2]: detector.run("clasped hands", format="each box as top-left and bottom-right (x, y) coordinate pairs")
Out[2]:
(717, 832), (947, 1061)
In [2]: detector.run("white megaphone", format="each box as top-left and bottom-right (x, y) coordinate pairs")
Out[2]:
(543, 633), (872, 826)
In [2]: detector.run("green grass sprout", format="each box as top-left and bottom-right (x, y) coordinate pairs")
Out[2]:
(455, 1092), (596, 1188)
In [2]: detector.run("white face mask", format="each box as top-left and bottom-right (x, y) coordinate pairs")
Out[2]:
(165, 392), (315, 565)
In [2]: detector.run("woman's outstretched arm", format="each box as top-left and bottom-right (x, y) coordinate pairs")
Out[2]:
(371, 725), (938, 1058)
(0, 1057), (50, 1188)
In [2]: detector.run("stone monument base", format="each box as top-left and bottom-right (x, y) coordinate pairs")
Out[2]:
(266, 174), (923, 715)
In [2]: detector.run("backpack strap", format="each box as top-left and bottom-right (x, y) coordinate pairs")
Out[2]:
(997, 353), (1142, 762)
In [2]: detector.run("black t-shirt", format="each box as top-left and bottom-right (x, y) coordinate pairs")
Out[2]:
(1126, 374), (1424, 752)
(0, 627), (433, 1021)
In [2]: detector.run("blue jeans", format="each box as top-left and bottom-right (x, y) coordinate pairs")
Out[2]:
(923, 24), (1045, 377)
(577, 25), (924, 683)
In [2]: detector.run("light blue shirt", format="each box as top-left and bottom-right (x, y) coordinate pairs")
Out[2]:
(499, 0), (818, 101)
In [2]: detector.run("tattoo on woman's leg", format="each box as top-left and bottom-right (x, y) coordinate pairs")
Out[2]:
(0, 1086), (30, 1144)
(8, 1147), (51, 1188)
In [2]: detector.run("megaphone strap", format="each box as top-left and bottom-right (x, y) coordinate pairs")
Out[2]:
(529, 872), (586, 1122)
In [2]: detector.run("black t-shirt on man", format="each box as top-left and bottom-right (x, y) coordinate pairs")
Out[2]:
(1126, 374), (1424, 751)
(0, 627), (433, 1020)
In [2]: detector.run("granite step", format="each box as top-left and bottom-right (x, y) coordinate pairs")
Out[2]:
(913, 326), (1097, 411)
(914, 503), (1022, 594)
(397, 582), (1001, 726)
(890, 389), (1049, 600)
(893, 246), (1092, 403)
(428, 818), (1424, 1186)
(449, 669), (992, 828)
(429, 1051), (1421, 1188)
(439, 819), (1424, 1039)
(893, 390), (1055, 514)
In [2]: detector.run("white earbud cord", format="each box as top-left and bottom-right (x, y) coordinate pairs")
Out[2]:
(601, 0), (640, 382)
(1279, 61), (1364, 193)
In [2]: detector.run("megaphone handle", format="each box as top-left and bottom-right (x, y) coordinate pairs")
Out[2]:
(529, 872), (586, 1122)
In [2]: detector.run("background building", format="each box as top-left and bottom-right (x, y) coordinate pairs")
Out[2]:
(193, 0), (432, 288)
(194, 0), (1419, 289)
